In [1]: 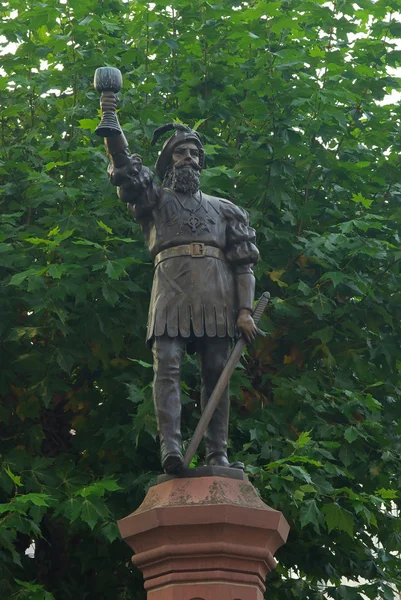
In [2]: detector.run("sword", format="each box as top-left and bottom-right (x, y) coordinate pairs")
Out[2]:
(182, 291), (270, 469)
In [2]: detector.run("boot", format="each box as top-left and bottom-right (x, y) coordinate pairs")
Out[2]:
(202, 366), (244, 469)
(152, 336), (185, 474)
(157, 408), (184, 475)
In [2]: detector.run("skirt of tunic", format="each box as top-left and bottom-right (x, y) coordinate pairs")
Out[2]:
(146, 256), (236, 341)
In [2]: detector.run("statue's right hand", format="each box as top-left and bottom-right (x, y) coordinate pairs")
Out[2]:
(100, 91), (117, 113)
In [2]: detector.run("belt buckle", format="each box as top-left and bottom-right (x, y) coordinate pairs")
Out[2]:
(189, 242), (205, 257)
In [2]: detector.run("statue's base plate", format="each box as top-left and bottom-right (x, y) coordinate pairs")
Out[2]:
(157, 465), (247, 484)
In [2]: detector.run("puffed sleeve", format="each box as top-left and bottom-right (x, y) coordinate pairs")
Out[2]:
(225, 203), (259, 268)
(223, 201), (259, 312)
(107, 154), (158, 217)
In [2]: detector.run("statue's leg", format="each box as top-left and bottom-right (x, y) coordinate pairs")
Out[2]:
(152, 335), (186, 474)
(198, 336), (243, 468)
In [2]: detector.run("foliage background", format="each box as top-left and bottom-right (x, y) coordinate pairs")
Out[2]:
(1, 0), (401, 598)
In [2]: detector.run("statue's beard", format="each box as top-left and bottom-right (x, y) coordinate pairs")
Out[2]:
(163, 164), (201, 195)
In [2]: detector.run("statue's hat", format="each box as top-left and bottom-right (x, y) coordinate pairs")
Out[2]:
(151, 123), (204, 180)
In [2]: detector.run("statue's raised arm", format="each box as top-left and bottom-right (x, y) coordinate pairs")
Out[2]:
(94, 67), (155, 211)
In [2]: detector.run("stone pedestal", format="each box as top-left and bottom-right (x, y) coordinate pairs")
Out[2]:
(118, 474), (289, 600)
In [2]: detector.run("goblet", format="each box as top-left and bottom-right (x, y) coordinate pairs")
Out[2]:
(94, 67), (123, 137)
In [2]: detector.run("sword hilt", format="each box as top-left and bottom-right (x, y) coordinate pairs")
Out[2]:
(252, 291), (270, 324)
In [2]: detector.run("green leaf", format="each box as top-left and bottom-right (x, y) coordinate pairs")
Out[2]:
(8, 268), (47, 286)
(16, 493), (51, 507)
(192, 118), (207, 131)
(105, 260), (125, 279)
(287, 465), (312, 484)
(73, 239), (103, 249)
(310, 326), (334, 343)
(319, 272), (346, 288)
(78, 118), (99, 133)
(48, 226), (60, 237)
(381, 584), (397, 600)
(127, 358), (153, 368)
(309, 46), (326, 58)
(62, 497), (83, 523)
(97, 220), (113, 235)
(48, 264), (65, 279)
(79, 499), (99, 530)
(25, 237), (56, 246)
(299, 499), (321, 530)
(15, 579), (56, 598)
(295, 430), (312, 448)
(322, 503), (354, 537)
(45, 161), (73, 171)
(351, 192), (373, 208)
(56, 351), (74, 374)
(344, 427), (358, 443)
(76, 479), (121, 497)
(0, 503), (15, 514)
(79, 15), (93, 26)
(375, 488), (398, 499)
(339, 444), (354, 468)
(102, 283), (119, 305)
(300, 484), (317, 493)
(101, 522), (120, 543)
(5, 467), (23, 487)
(100, 480), (121, 492)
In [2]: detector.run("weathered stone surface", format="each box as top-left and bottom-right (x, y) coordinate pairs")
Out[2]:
(118, 476), (289, 599)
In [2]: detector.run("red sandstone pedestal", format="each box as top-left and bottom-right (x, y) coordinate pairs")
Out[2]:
(118, 474), (289, 600)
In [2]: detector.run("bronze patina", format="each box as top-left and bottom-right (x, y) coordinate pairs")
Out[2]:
(97, 71), (260, 475)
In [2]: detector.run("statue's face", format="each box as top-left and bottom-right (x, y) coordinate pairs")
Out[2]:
(172, 142), (200, 168)
(163, 141), (202, 195)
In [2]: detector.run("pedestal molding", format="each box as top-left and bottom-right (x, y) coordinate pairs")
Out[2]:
(134, 541), (275, 590)
(132, 540), (276, 570)
(120, 504), (287, 548)
(118, 476), (289, 599)
(145, 570), (266, 593)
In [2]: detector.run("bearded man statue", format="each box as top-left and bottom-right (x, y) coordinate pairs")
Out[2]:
(101, 95), (259, 475)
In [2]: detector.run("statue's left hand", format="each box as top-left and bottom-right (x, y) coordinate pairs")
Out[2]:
(236, 309), (257, 344)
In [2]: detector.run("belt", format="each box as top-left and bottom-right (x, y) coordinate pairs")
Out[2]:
(154, 243), (226, 267)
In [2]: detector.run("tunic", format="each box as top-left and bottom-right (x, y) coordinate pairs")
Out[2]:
(108, 160), (259, 342)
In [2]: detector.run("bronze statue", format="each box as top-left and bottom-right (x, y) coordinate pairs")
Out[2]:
(96, 68), (260, 475)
